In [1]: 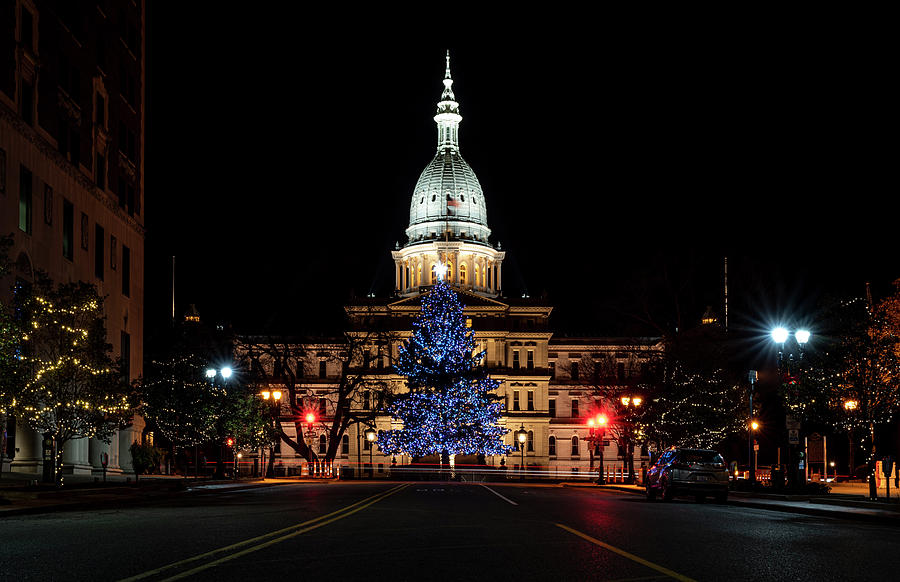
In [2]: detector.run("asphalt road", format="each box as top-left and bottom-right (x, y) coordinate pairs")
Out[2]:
(1, 481), (897, 581)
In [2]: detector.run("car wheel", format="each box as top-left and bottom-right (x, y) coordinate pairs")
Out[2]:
(646, 482), (657, 500)
(661, 477), (674, 501)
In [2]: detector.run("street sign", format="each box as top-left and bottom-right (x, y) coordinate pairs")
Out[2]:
(883, 456), (894, 477)
(753, 440), (759, 451)
(788, 429), (800, 445)
(785, 415), (801, 430)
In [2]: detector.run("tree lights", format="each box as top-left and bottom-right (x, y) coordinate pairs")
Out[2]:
(10, 276), (137, 484)
(378, 278), (510, 459)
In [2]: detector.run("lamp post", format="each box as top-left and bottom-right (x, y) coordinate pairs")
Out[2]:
(748, 370), (758, 487)
(843, 399), (858, 477)
(260, 388), (283, 478)
(515, 424), (527, 481)
(772, 327), (810, 490)
(206, 366), (233, 479)
(619, 395), (642, 484)
(588, 414), (608, 484)
(364, 426), (377, 479)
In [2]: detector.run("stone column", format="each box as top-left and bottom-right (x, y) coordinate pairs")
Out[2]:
(118, 415), (146, 476)
(62, 437), (92, 475)
(11, 423), (43, 474)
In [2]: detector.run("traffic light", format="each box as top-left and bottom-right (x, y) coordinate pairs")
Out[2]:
(225, 437), (234, 447)
(305, 412), (316, 425)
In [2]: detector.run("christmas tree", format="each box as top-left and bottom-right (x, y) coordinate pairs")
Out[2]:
(379, 274), (510, 458)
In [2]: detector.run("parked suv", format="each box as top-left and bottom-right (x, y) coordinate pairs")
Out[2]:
(646, 447), (728, 502)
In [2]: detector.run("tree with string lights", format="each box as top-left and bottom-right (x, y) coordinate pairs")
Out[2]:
(12, 274), (137, 484)
(0, 235), (21, 470)
(378, 268), (510, 461)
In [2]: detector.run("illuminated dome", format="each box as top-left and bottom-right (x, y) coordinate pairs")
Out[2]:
(406, 53), (491, 245)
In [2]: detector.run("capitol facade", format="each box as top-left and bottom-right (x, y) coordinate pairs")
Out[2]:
(241, 53), (661, 480)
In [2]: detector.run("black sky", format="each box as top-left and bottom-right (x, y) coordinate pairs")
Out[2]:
(144, 13), (895, 343)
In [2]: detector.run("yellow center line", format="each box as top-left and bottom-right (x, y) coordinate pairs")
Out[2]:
(117, 484), (408, 582)
(555, 523), (696, 582)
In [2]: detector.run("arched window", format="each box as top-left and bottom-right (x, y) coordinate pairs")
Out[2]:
(548, 436), (556, 456)
(527, 430), (534, 452)
(318, 434), (327, 454)
(342, 434), (349, 455)
(431, 264), (437, 284)
(459, 264), (467, 285)
(571, 436), (579, 456)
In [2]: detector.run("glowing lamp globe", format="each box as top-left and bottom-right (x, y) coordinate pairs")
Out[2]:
(597, 415), (607, 426)
(434, 262), (448, 280)
(795, 330), (810, 344)
(305, 413), (316, 424)
(771, 328), (789, 344)
(206, 369), (216, 378)
(221, 367), (233, 379)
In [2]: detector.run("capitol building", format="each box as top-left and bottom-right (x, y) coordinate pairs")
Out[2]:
(241, 54), (661, 480)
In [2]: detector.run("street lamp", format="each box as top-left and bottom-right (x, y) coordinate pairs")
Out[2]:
(515, 424), (528, 481)
(771, 327), (811, 490)
(260, 388), (283, 478)
(619, 395), (642, 484)
(588, 414), (608, 484)
(364, 426), (377, 478)
(206, 366), (234, 479)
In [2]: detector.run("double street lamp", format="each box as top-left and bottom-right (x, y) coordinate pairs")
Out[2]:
(771, 326), (811, 490)
(619, 395), (642, 484)
(206, 366), (233, 479)
(260, 389), (283, 478)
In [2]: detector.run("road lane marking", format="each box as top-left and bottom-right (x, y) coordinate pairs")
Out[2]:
(158, 484), (409, 581)
(117, 484), (407, 582)
(555, 523), (696, 582)
(480, 484), (519, 505)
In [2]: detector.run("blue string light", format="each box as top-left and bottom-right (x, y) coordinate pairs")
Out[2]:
(379, 279), (511, 457)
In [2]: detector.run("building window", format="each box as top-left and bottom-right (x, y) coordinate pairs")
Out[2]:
(549, 361), (555, 379)
(571, 436), (579, 456)
(617, 362), (626, 380)
(363, 391), (370, 410)
(120, 331), (130, 382)
(96, 153), (106, 190)
(341, 434), (349, 455)
(527, 430), (534, 452)
(319, 360), (327, 378)
(110, 235), (117, 270)
(570, 362), (579, 381)
(512, 390), (520, 411)
(571, 399), (579, 418)
(62, 199), (74, 260)
(122, 245), (130, 296)
(20, 80), (33, 125)
(512, 350), (520, 370)
(0, 147), (6, 195)
(318, 397), (327, 416)
(43, 184), (52, 225)
(527, 390), (534, 411)
(318, 435), (327, 454)
(548, 399), (556, 417)
(548, 436), (556, 456)
(20, 7), (34, 51)
(527, 350), (534, 370)
(19, 166), (32, 234)
(95, 226), (106, 279)
(459, 264), (467, 285)
(80, 213), (89, 250)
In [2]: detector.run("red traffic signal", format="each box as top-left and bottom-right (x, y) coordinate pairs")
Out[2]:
(225, 437), (234, 447)
(305, 412), (316, 425)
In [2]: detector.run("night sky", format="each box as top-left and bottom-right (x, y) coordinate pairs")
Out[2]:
(144, 14), (894, 345)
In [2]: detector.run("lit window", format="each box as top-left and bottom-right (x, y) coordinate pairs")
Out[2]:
(513, 390), (520, 411)
(527, 390), (534, 411)
(527, 431), (534, 452)
(460, 264), (467, 285)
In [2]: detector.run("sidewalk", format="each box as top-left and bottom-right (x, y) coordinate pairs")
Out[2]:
(561, 481), (900, 525)
(0, 471), (324, 518)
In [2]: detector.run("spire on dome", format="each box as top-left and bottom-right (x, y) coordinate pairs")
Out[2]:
(435, 50), (461, 151)
(440, 49), (456, 102)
